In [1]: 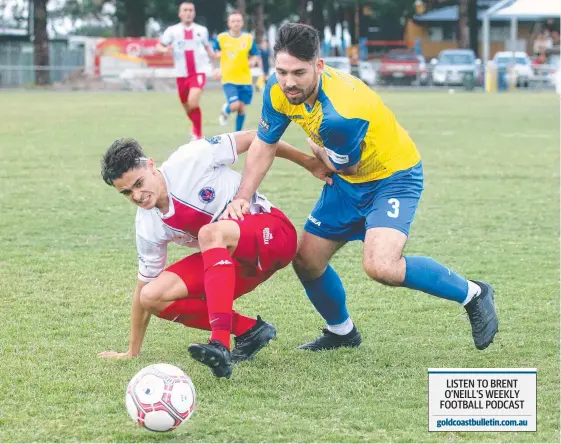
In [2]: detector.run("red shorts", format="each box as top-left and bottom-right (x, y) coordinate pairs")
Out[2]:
(176, 73), (207, 103)
(165, 208), (297, 299)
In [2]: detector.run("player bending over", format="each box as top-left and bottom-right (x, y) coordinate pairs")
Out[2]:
(99, 131), (332, 378)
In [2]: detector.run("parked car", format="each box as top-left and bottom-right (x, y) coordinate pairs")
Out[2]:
(358, 61), (377, 86)
(379, 49), (421, 85)
(431, 49), (481, 86)
(493, 51), (535, 87)
(324, 56), (377, 86)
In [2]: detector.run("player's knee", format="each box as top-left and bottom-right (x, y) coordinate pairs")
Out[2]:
(198, 224), (226, 249)
(187, 99), (199, 111)
(229, 101), (240, 112)
(292, 250), (323, 280)
(363, 257), (400, 286)
(139, 284), (162, 311)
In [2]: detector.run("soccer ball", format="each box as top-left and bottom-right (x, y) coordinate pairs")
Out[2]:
(126, 363), (196, 432)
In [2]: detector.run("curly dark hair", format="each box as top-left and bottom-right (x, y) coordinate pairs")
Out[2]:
(274, 23), (320, 62)
(101, 138), (146, 186)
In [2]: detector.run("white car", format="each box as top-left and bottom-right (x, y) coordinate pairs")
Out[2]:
(324, 56), (376, 86)
(492, 51), (535, 87)
(431, 49), (480, 86)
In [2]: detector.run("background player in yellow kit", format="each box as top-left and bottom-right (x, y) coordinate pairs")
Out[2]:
(214, 10), (260, 131)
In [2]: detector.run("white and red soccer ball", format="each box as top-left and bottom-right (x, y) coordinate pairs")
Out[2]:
(126, 364), (196, 432)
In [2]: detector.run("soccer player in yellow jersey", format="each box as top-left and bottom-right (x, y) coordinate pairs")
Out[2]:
(223, 24), (498, 352)
(214, 11), (260, 131)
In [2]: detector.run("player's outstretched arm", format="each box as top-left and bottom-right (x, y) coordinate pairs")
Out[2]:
(233, 131), (333, 185)
(98, 281), (151, 359)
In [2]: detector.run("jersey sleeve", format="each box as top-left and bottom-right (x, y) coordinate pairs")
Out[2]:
(205, 133), (238, 166)
(159, 26), (174, 46)
(200, 26), (210, 46)
(257, 77), (291, 144)
(136, 232), (167, 283)
(212, 35), (221, 51)
(319, 116), (369, 169)
(249, 37), (259, 56)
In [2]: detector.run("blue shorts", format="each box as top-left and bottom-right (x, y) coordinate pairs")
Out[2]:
(223, 83), (253, 105)
(304, 162), (424, 241)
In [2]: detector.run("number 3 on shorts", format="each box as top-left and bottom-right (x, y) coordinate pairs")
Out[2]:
(387, 198), (400, 218)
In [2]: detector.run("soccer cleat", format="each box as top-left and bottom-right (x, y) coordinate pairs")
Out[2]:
(297, 326), (362, 351)
(187, 340), (232, 378)
(218, 104), (229, 127)
(464, 280), (499, 350)
(231, 316), (277, 363)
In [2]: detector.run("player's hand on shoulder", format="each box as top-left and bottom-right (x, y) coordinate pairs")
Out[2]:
(220, 198), (250, 220)
(307, 157), (334, 185)
(98, 350), (137, 359)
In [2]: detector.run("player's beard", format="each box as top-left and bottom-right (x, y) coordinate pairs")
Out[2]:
(284, 72), (319, 105)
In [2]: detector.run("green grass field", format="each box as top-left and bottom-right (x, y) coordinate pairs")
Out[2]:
(0, 89), (559, 442)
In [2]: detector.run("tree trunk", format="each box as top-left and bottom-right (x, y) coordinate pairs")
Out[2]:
(33, 0), (50, 86)
(124, 0), (146, 37)
(236, 0), (246, 15)
(298, 0), (309, 24)
(457, 0), (469, 49)
(310, 0), (324, 31)
(253, 0), (265, 43)
(468, 0), (478, 55)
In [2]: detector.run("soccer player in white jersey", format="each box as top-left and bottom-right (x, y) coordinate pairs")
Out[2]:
(99, 131), (332, 378)
(156, 2), (216, 140)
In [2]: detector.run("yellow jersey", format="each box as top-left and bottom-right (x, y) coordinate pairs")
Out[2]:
(214, 32), (258, 85)
(257, 65), (421, 183)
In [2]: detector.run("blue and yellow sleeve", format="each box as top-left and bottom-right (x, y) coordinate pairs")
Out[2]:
(319, 116), (369, 169)
(249, 37), (259, 56)
(257, 75), (291, 144)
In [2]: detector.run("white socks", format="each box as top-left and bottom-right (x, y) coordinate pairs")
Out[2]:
(463, 280), (482, 306)
(327, 317), (354, 336)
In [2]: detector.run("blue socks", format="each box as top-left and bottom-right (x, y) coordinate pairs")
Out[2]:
(403, 256), (468, 303)
(300, 265), (349, 325)
(235, 113), (246, 131)
(223, 103), (231, 115)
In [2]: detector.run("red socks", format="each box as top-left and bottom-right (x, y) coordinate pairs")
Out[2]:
(188, 107), (202, 138)
(202, 248), (236, 349)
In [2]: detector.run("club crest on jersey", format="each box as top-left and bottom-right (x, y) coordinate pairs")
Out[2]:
(198, 187), (216, 203)
(205, 135), (222, 145)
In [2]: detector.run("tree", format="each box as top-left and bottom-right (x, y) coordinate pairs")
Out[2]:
(298, 0), (309, 24)
(236, 0), (246, 15)
(33, 0), (50, 86)
(468, 0), (478, 55)
(458, 0), (469, 49)
(252, 0), (265, 42)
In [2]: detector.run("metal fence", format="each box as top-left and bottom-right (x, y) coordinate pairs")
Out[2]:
(0, 41), (84, 87)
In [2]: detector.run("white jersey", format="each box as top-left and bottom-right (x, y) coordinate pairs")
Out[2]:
(136, 134), (272, 282)
(160, 23), (211, 77)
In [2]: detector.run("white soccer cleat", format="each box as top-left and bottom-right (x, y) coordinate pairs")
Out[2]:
(218, 104), (229, 127)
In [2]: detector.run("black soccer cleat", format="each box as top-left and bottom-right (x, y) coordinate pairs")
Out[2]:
(464, 280), (499, 350)
(231, 316), (277, 363)
(297, 326), (362, 351)
(187, 340), (233, 378)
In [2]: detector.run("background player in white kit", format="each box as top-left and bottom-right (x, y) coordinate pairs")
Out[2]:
(98, 131), (332, 378)
(156, 2), (217, 140)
